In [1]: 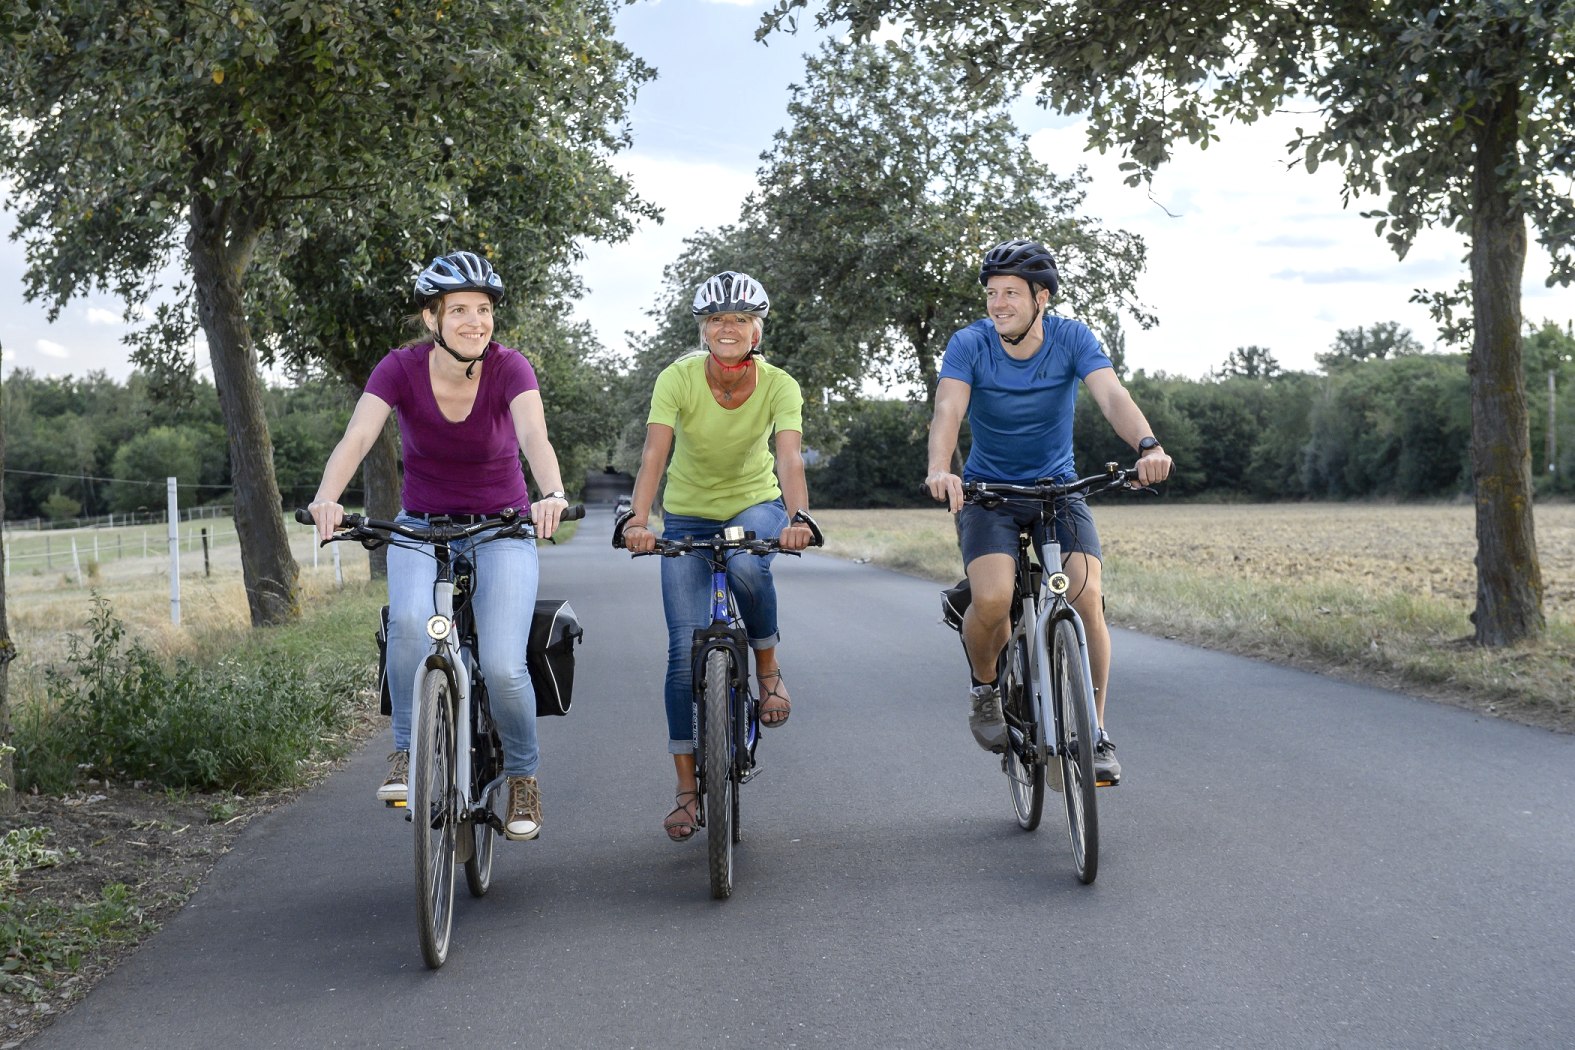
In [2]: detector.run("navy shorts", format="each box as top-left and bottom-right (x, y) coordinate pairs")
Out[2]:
(957, 494), (1102, 568)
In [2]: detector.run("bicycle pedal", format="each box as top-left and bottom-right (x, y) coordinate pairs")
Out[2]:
(385, 799), (407, 809)
(740, 766), (762, 785)
(1096, 776), (1121, 788)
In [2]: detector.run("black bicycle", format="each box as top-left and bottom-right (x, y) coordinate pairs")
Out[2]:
(615, 511), (822, 898)
(299, 503), (584, 966)
(941, 464), (1145, 884)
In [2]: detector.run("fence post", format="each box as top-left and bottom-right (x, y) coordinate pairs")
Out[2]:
(202, 527), (210, 577)
(167, 476), (181, 626)
(71, 538), (83, 587)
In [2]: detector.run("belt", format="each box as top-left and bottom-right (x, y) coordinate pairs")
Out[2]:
(406, 512), (496, 525)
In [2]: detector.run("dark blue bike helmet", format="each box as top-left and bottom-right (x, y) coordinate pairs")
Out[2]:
(979, 239), (1060, 297)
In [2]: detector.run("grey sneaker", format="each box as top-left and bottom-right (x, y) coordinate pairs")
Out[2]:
(968, 683), (1007, 752)
(504, 775), (542, 841)
(1094, 731), (1121, 785)
(377, 751), (409, 803)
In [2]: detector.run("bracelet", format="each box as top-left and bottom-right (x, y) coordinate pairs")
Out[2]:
(626, 522), (648, 531)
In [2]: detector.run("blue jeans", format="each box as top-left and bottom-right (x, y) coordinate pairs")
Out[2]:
(660, 499), (788, 754)
(386, 514), (541, 777)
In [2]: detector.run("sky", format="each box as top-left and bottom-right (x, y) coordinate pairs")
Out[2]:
(3, 0), (1573, 386)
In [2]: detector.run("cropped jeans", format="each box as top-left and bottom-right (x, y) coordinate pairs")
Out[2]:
(386, 514), (541, 777)
(659, 498), (788, 754)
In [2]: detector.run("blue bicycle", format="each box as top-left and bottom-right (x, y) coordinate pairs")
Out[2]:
(616, 511), (822, 898)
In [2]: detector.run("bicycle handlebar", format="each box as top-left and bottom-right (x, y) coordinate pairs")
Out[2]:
(613, 509), (824, 556)
(920, 462), (1154, 508)
(294, 504), (586, 547)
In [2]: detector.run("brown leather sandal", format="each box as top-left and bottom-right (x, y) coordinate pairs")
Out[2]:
(663, 790), (699, 842)
(758, 669), (791, 727)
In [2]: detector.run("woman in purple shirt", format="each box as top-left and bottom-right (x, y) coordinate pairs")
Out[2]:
(309, 251), (570, 842)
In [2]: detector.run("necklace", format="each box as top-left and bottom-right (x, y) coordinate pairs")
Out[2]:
(708, 355), (751, 403)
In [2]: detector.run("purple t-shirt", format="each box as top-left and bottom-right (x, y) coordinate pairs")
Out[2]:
(365, 342), (538, 515)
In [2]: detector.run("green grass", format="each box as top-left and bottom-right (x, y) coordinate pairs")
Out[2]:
(0, 885), (146, 1002)
(813, 508), (1575, 727)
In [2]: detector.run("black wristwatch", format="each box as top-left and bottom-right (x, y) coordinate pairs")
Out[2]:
(1137, 436), (1162, 456)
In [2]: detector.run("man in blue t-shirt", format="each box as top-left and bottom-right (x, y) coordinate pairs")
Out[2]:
(925, 239), (1174, 784)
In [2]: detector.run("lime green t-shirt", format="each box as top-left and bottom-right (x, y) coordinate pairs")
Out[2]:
(647, 352), (805, 519)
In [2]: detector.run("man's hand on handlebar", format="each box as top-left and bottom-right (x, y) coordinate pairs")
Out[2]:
(925, 470), (964, 513)
(1134, 449), (1173, 488)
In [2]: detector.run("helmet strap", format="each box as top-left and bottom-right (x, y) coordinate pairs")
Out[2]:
(999, 299), (1043, 347)
(434, 329), (488, 379)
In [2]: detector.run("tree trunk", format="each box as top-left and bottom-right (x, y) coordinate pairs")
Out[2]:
(362, 422), (400, 580)
(1, 342), (16, 813)
(1468, 83), (1544, 646)
(187, 203), (301, 627)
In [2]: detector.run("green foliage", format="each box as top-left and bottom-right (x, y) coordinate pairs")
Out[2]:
(39, 491), (81, 523)
(809, 400), (933, 508)
(1317, 322), (1425, 374)
(1215, 346), (1281, 380)
(15, 598), (367, 794)
(108, 426), (205, 514)
(1, 884), (144, 1001)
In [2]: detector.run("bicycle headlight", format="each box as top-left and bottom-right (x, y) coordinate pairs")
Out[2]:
(1048, 571), (1071, 596)
(426, 615), (452, 641)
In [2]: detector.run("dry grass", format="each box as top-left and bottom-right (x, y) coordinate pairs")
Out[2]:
(815, 501), (1575, 730)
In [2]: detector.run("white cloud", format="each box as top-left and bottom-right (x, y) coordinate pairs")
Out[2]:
(36, 338), (68, 359)
(86, 306), (123, 325)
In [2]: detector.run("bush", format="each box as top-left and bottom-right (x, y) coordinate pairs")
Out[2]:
(15, 598), (368, 795)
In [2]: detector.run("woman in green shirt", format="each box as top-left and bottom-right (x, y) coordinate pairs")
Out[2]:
(621, 271), (815, 842)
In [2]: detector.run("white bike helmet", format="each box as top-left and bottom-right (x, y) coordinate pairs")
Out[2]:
(414, 251), (504, 306)
(691, 271), (770, 318)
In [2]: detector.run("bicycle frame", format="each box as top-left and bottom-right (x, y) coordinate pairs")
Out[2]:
(1018, 538), (1097, 768)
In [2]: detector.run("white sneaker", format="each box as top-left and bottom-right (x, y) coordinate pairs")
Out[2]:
(377, 751), (409, 803)
(504, 775), (542, 841)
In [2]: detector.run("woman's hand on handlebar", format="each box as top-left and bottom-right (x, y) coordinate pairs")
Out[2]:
(623, 520), (658, 553)
(531, 494), (571, 540)
(778, 521), (814, 552)
(307, 500), (345, 543)
(924, 471), (963, 513)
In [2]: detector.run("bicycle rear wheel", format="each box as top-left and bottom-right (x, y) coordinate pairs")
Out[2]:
(702, 648), (734, 900)
(413, 667), (459, 967)
(1001, 634), (1044, 830)
(1052, 617), (1099, 884)
(464, 688), (499, 899)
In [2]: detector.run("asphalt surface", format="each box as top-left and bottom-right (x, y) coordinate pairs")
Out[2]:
(31, 505), (1575, 1049)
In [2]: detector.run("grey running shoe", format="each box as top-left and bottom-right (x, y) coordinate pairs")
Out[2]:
(968, 683), (1008, 752)
(1094, 731), (1121, 785)
(504, 775), (542, 841)
(377, 750), (409, 803)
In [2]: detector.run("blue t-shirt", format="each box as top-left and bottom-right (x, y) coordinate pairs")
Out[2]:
(938, 315), (1113, 483)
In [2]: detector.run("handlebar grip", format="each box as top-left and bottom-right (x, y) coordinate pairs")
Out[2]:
(560, 503), (586, 522)
(792, 509), (825, 547)
(293, 507), (313, 525)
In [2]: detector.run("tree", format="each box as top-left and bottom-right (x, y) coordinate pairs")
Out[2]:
(0, 1), (652, 625)
(1, 340), (13, 815)
(1216, 345), (1283, 380)
(1317, 321), (1425, 373)
(763, 0), (1575, 646)
(749, 40), (1152, 412)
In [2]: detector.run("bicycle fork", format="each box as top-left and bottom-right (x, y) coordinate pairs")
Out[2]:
(402, 580), (478, 829)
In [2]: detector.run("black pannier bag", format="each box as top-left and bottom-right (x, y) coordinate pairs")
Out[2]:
(374, 599), (584, 717)
(941, 578), (970, 632)
(528, 598), (583, 717)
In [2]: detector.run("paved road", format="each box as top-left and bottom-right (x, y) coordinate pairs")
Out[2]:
(32, 506), (1575, 1049)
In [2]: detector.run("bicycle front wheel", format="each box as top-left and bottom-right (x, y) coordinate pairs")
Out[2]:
(1001, 634), (1044, 830)
(413, 667), (459, 967)
(1052, 617), (1099, 885)
(702, 648), (734, 900)
(464, 690), (499, 899)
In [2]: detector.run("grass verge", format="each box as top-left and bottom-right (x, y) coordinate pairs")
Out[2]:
(813, 505), (1574, 732)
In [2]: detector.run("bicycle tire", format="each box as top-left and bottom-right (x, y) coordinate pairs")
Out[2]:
(702, 648), (734, 899)
(1001, 633), (1044, 830)
(413, 667), (459, 967)
(1052, 617), (1099, 884)
(464, 687), (499, 899)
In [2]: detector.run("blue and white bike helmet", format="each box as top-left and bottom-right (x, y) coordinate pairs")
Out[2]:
(414, 251), (504, 306)
(692, 271), (770, 318)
